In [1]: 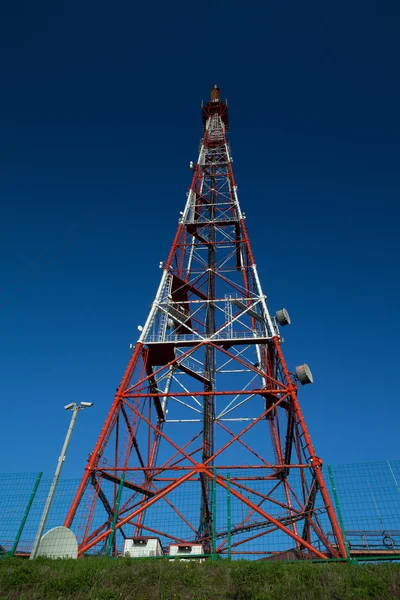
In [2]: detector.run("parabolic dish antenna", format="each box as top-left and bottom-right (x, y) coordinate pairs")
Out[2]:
(36, 526), (78, 559)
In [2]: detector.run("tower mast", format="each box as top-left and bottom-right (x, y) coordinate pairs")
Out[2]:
(64, 86), (347, 561)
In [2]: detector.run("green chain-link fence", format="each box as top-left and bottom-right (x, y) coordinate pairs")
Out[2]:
(326, 460), (400, 558)
(0, 474), (80, 557)
(0, 460), (399, 560)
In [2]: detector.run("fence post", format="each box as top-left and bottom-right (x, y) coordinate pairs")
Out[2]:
(212, 465), (217, 559)
(327, 465), (350, 559)
(227, 472), (231, 560)
(107, 472), (125, 557)
(8, 472), (43, 557)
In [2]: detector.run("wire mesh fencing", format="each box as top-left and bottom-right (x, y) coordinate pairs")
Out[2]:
(326, 460), (400, 556)
(0, 460), (399, 560)
(0, 474), (80, 557)
(0, 472), (42, 556)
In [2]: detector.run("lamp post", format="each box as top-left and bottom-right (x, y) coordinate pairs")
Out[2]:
(30, 402), (93, 559)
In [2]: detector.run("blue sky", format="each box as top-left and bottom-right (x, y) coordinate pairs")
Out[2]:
(0, 0), (399, 479)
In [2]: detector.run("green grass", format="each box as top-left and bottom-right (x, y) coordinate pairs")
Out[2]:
(1, 557), (400, 600)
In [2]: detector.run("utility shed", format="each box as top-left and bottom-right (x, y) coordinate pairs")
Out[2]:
(169, 543), (204, 561)
(123, 537), (163, 557)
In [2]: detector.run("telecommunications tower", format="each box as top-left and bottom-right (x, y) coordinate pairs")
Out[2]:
(65, 86), (346, 560)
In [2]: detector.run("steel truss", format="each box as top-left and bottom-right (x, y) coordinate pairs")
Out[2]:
(65, 86), (347, 560)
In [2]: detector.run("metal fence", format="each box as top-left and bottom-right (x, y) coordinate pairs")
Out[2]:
(0, 460), (399, 560)
(327, 460), (400, 558)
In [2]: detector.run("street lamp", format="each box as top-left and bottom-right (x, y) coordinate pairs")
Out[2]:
(30, 402), (94, 559)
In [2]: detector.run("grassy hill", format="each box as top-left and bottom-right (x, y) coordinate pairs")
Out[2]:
(1, 557), (400, 599)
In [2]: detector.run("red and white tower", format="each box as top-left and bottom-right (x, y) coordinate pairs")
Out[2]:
(65, 86), (346, 560)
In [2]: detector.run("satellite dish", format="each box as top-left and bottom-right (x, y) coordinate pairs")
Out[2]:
(36, 526), (78, 559)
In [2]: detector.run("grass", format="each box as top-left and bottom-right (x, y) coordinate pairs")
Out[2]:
(1, 557), (400, 600)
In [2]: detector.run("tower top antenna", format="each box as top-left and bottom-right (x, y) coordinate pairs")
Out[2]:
(210, 84), (220, 101)
(202, 85), (228, 131)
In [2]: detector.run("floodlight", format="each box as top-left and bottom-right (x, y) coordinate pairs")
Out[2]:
(31, 400), (93, 559)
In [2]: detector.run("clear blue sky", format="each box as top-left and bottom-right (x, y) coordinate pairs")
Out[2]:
(0, 1), (399, 479)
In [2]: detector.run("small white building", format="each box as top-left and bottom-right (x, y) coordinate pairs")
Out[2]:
(168, 543), (204, 561)
(123, 537), (163, 558)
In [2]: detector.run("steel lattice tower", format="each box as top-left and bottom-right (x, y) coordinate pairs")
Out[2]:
(65, 86), (346, 560)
